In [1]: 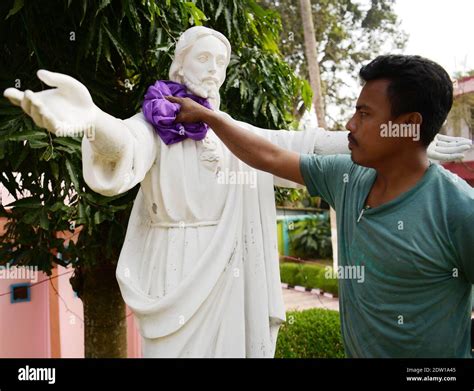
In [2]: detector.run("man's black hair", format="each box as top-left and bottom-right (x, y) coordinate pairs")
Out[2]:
(359, 55), (454, 147)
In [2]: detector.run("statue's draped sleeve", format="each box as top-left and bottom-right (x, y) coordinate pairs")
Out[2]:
(81, 112), (158, 196)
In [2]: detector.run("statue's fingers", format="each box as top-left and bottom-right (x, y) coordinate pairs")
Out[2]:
(29, 104), (45, 129)
(37, 69), (74, 88)
(37, 106), (57, 134)
(435, 134), (452, 142)
(428, 152), (443, 161)
(453, 139), (472, 147)
(433, 146), (466, 154)
(3, 88), (24, 106)
(433, 152), (465, 161)
(37, 69), (90, 99)
(437, 140), (472, 148)
(436, 140), (460, 147)
(41, 113), (57, 134)
(30, 94), (49, 128)
(447, 153), (467, 160)
(448, 145), (471, 153)
(436, 134), (471, 144)
(21, 90), (36, 116)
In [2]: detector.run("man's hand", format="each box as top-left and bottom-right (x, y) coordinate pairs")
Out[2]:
(165, 96), (213, 123)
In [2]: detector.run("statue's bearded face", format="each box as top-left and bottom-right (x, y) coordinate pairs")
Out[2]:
(180, 35), (228, 101)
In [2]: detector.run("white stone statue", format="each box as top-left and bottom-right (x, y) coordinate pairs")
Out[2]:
(4, 26), (471, 358)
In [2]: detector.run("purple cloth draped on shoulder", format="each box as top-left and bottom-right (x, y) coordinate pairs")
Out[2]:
(142, 80), (212, 145)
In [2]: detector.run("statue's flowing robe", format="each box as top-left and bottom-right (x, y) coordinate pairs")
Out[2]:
(82, 111), (318, 357)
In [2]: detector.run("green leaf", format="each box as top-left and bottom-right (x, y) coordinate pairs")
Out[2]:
(28, 140), (50, 149)
(53, 137), (81, 151)
(215, 1), (224, 20)
(252, 94), (263, 117)
(224, 7), (232, 34)
(96, 0), (111, 16)
(268, 103), (279, 124)
(93, 211), (106, 225)
(5, 0), (24, 20)
(185, 2), (207, 26)
(40, 145), (55, 161)
(50, 201), (67, 212)
(0, 129), (46, 143)
(39, 210), (50, 230)
(80, 0), (88, 25)
(12, 146), (29, 170)
(20, 209), (41, 225)
(5, 196), (42, 209)
(65, 158), (80, 190)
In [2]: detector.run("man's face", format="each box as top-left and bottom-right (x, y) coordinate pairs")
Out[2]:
(181, 35), (228, 98)
(345, 79), (408, 168)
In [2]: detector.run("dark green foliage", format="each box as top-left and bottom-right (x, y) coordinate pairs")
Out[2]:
(280, 262), (338, 295)
(289, 216), (333, 259)
(275, 308), (345, 358)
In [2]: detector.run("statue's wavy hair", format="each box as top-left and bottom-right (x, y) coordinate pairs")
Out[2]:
(169, 26), (232, 83)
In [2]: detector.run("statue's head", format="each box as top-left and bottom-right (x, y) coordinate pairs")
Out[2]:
(169, 26), (231, 109)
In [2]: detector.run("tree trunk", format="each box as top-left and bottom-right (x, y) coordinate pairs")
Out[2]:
(300, 0), (338, 268)
(76, 263), (128, 358)
(299, 0), (327, 128)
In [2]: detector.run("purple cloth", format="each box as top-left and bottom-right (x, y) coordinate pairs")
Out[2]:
(142, 80), (212, 145)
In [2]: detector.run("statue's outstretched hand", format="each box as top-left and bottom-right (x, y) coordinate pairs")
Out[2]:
(3, 69), (98, 137)
(427, 134), (472, 161)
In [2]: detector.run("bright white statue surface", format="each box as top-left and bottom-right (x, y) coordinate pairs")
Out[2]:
(4, 26), (472, 358)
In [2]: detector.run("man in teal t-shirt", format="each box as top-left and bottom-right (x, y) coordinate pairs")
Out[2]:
(300, 153), (473, 357)
(168, 54), (473, 357)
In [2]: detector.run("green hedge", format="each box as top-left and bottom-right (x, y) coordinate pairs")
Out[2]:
(279, 262), (300, 284)
(275, 308), (345, 358)
(280, 262), (338, 296)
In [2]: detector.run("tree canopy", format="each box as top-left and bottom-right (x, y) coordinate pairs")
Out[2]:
(0, 0), (311, 276)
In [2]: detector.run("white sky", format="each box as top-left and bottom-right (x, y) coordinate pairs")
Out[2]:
(394, 0), (474, 76)
(323, 0), (474, 127)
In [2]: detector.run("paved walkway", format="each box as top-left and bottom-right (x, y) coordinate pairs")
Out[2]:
(282, 287), (339, 312)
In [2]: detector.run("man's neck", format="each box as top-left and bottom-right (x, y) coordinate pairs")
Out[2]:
(366, 149), (430, 208)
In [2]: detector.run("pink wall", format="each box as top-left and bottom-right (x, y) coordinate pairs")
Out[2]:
(0, 271), (51, 358)
(127, 309), (142, 358)
(0, 262), (142, 358)
(1, 181), (143, 358)
(57, 265), (84, 358)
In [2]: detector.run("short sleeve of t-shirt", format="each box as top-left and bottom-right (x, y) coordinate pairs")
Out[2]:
(299, 154), (353, 209)
(451, 210), (474, 284)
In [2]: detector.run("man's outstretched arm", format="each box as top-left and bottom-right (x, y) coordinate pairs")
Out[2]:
(167, 96), (305, 185)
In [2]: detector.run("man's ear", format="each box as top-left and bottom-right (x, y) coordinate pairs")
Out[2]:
(403, 112), (423, 126)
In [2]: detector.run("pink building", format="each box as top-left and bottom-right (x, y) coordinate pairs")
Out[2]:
(443, 75), (474, 184)
(0, 186), (142, 358)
